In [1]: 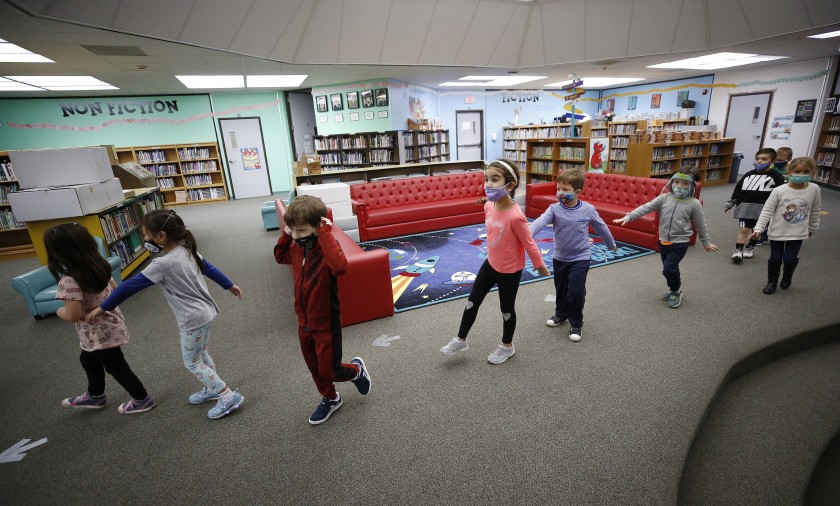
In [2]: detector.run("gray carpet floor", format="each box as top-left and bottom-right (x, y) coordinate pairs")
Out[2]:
(0, 182), (838, 505)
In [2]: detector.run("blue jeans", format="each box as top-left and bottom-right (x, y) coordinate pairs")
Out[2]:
(552, 258), (590, 328)
(769, 240), (802, 263)
(659, 242), (689, 292)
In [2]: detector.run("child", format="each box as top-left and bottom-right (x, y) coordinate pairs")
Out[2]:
(614, 171), (718, 308)
(440, 159), (550, 363)
(274, 196), (371, 425)
(750, 157), (821, 294)
(758, 146), (794, 246)
(86, 209), (245, 420)
(530, 169), (616, 342)
(45, 223), (154, 414)
(724, 148), (786, 262)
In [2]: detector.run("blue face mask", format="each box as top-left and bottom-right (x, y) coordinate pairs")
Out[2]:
(753, 162), (771, 171)
(484, 186), (509, 202)
(789, 174), (811, 184)
(557, 191), (576, 204)
(775, 161), (788, 170)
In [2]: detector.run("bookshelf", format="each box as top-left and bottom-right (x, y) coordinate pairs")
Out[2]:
(524, 138), (592, 184)
(814, 113), (840, 187)
(650, 118), (691, 131)
(502, 122), (595, 169)
(115, 142), (226, 207)
(25, 188), (164, 277)
(625, 138), (736, 186)
(293, 159), (485, 188)
(0, 151), (34, 260)
(314, 131), (402, 171)
(402, 129), (450, 164)
(607, 120), (648, 174)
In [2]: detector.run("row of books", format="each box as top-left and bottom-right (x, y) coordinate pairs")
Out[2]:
(150, 164), (179, 176)
(609, 124), (638, 135)
(827, 116), (840, 131)
(110, 236), (143, 269)
(137, 149), (168, 163)
(609, 148), (627, 161)
(706, 169), (724, 182)
(157, 178), (178, 189)
(406, 146), (446, 159)
(0, 161), (15, 181)
(531, 146), (553, 158)
(341, 136), (368, 149)
(820, 135), (839, 149)
(315, 137), (341, 151)
(178, 147), (211, 160)
(816, 152), (836, 166)
(708, 156), (724, 168)
(0, 183), (19, 204)
(1, 209), (24, 230)
(184, 174), (215, 186)
(405, 132), (448, 146)
(652, 147), (677, 160)
(609, 161), (627, 173)
(188, 188), (226, 201)
(611, 137), (630, 148)
(99, 207), (139, 245)
(652, 161), (674, 174)
(502, 150), (526, 162)
(558, 147), (586, 160)
(370, 134), (394, 148)
(503, 140), (520, 150)
(529, 161), (552, 174)
(683, 146), (703, 157)
(708, 143), (729, 155)
(558, 162), (584, 171)
(816, 168), (832, 183)
(369, 149), (393, 163)
(182, 161), (218, 173)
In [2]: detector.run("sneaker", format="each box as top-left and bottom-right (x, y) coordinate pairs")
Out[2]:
(188, 387), (220, 404)
(61, 391), (106, 410)
(569, 327), (582, 342)
(546, 315), (567, 327)
(350, 357), (371, 396)
(118, 396), (155, 414)
(742, 245), (755, 259)
(440, 337), (468, 355)
(661, 291), (672, 301)
(731, 249), (743, 263)
(309, 394), (343, 425)
(487, 344), (516, 364)
(207, 390), (244, 419)
(668, 291), (682, 309)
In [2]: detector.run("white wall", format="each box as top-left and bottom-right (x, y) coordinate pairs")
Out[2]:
(708, 58), (832, 160)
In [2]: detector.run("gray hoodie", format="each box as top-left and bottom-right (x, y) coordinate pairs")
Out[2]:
(624, 173), (711, 247)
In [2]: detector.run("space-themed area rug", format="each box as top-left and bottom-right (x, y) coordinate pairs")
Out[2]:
(359, 223), (655, 313)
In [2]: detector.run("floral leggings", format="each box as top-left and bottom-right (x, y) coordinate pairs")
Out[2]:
(180, 322), (225, 393)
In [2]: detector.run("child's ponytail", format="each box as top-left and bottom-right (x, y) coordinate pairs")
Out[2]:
(182, 229), (203, 273)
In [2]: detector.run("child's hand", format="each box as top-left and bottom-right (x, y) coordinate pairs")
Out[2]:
(476, 197), (488, 205)
(537, 265), (550, 276)
(809, 231), (813, 238)
(319, 216), (332, 233)
(610, 247), (618, 253)
(749, 230), (761, 240)
(704, 244), (719, 252)
(613, 217), (628, 226)
(229, 285), (244, 300)
(283, 226), (292, 236)
(84, 307), (104, 324)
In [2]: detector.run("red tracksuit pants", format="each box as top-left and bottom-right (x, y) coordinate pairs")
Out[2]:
(299, 326), (359, 399)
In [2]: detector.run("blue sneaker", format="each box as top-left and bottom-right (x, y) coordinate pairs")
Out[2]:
(188, 387), (220, 404)
(350, 357), (371, 396)
(309, 394), (342, 425)
(207, 391), (244, 419)
(118, 395), (156, 414)
(61, 391), (106, 410)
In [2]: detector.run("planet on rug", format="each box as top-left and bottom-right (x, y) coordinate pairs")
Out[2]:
(360, 223), (656, 313)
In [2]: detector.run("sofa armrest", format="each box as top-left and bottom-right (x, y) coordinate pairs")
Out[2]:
(11, 265), (57, 317)
(351, 199), (370, 242)
(107, 256), (123, 284)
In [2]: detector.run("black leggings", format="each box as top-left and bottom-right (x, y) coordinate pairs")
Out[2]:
(80, 347), (148, 400)
(457, 260), (523, 344)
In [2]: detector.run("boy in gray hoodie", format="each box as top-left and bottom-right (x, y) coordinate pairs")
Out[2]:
(613, 171), (718, 308)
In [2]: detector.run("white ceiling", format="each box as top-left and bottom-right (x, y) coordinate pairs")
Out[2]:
(0, 0), (839, 98)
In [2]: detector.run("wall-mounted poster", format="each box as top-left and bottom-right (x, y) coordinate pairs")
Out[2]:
(361, 90), (374, 108)
(375, 88), (389, 107)
(606, 99), (615, 112)
(677, 90), (689, 107)
(409, 97), (425, 119)
(240, 148), (261, 170)
(349, 112), (360, 121)
(794, 99), (816, 123)
(334, 113), (344, 122)
(588, 138), (609, 173)
(315, 95), (327, 113)
(770, 115), (793, 140)
(378, 110), (388, 118)
(627, 96), (637, 110)
(651, 94), (661, 109)
(330, 93), (343, 111)
(364, 111), (374, 120)
(347, 91), (359, 109)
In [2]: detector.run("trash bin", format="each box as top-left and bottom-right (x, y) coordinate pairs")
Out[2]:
(729, 152), (744, 183)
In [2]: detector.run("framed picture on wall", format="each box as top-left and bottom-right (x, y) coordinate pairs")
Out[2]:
(627, 96), (637, 110)
(346, 91), (359, 109)
(677, 90), (689, 107)
(315, 95), (328, 113)
(330, 93), (343, 111)
(334, 113), (344, 122)
(364, 111), (374, 120)
(651, 94), (661, 109)
(361, 90), (374, 108)
(378, 110), (388, 118)
(375, 88), (389, 107)
(350, 112), (360, 121)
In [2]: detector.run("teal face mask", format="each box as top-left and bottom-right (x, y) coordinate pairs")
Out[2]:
(672, 186), (690, 198)
(789, 174), (811, 184)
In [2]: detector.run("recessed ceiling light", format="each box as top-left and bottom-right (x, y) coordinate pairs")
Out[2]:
(0, 39), (54, 63)
(647, 52), (787, 70)
(807, 29), (840, 39)
(246, 75), (308, 88)
(0, 77), (43, 91)
(439, 75), (547, 87)
(544, 77), (645, 89)
(176, 75), (244, 89)
(4, 76), (117, 90)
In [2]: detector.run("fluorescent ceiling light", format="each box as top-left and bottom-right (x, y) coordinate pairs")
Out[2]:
(246, 75), (308, 88)
(0, 40), (54, 63)
(0, 77), (43, 91)
(4, 75), (117, 90)
(176, 75), (244, 89)
(647, 52), (787, 70)
(544, 77), (645, 89)
(439, 75), (547, 87)
(807, 29), (840, 39)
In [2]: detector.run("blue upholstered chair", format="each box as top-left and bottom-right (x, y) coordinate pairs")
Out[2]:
(261, 200), (279, 230)
(10, 236), (123, 320)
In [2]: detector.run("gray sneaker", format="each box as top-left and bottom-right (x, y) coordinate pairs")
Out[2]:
(661, 291), (672, 301)
(731, 249), (743, 263)
(487, 344), (515, 364)
(667, 291), (682, 309)
(742, 245), (755, 259)
(440, 337), (468, 355)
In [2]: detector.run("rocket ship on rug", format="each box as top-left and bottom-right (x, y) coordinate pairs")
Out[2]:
(391, 255), (440, 303)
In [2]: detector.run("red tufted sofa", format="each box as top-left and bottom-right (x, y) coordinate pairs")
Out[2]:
(525, 172), (701, 251)
(350, 171), (486, 242)
(275, 199), (393, 327)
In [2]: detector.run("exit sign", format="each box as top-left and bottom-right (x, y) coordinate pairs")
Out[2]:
(465, 96), (475, 104)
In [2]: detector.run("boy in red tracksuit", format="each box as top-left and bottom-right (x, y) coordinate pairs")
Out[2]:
(274, 195), (371, 425)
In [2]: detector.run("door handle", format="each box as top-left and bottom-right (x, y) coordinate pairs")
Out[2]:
(228, 159), (236, 163)
(752, 135), (761, 139)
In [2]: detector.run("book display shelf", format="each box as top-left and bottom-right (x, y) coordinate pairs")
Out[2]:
(26, 188), (163, 277)
(650, 118), (691, 131)
(502, 122), (595, 169)
(524, 138), (592, 184)
(402, 129), (449, 164)
(293, 159), (485, 188)
(607, 120), (648, 174)
(625, 138), (736, 186)
(0, 151), (34, 260)
(814, 112), (840, 187)
(314, 131), (401, 171)
(115, 142), (227, 207)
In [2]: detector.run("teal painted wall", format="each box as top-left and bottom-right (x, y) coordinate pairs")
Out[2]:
(311, 79), (392, 135)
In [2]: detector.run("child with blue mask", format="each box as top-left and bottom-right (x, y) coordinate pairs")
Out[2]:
(614, 170), (718, 309)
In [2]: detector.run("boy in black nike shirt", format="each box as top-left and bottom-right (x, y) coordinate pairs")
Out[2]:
(724, 148), (786, 263)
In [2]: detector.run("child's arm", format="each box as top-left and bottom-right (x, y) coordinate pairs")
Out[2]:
(751, 189), (779, 237)
(273, 228), (293, 265)
(511, 213), (550, 276)
(56, 300), (83, 322)
(55, 276), (84, 321)
(201, 257), (243, 299)
(690, 202), (718, 252)
(317, 217), (348, 276)
(529, 207), (554, 236)
(724, 175), (746, 212)
(85, 274), (155, 323)
(614, 196), (662, 226)
(809, 187), (822, 236)
(589, 208), (617, 251)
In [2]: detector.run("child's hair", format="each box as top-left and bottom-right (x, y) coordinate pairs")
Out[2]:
(788, 156), (816, 175)
(556, 169), (585, 191)
(487, 159), (520, 198)
(285, 195), (327, 228)
(777, 147), (793, 160)
(756, 147), (777, 160)
(43, 223), (111, 293)
(678, 165), (701, 182)
(142, 209), (203, 273)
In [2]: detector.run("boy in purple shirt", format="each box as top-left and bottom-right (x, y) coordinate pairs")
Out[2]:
(530, 169), (616, 342)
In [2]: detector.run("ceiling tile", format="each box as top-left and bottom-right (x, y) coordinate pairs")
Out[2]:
(455, 2), (515, 66)
(269, 0), (316, 63)
(381, 0), (435, 65)
(229, 0), (305, 57)
(43, 0), (119, 28)
(585, 0), (633, 61)
(418, 0), (480, 65)
(707, 0), (753, 47)
(179, 0), (251, 50)
(518, 3), (544, 67)
(339, 0), (390, 64)
(671, 0), (708, 53)
(542, 1), (584, 64)
(112, 0), (195, 42)
(626, 0), (682, 57)
(739, 0), (811, 39)
(296, 0), (342, 63)
(487, 5), (529, 67)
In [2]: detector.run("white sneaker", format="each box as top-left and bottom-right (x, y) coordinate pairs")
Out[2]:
(731, 249), (743, 263)
(440, 337), (468, 355)
(487, 344), (515, 364)
(569, 327), (582, 342)
(742, 245), (755, 259)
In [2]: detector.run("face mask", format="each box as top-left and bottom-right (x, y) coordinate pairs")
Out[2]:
(775, 161), (788, 170)
(143, 241), (163, 253)
(789, 174), (811, 184)
(484, 186), (509, 202)
(753, 162), (771, 171)
(557, 191), (576, 204)
(672, 186), (690, 199)
(294, 233), (318, 251)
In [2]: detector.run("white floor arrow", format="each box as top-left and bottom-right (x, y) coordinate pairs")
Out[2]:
(0, 438), (48, 463)
(373, 334), (401, 347)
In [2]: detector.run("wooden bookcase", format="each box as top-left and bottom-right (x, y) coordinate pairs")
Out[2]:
(524, 138), (591, 184)
(0, 151), (34, 260)
(293, 159), (485, 188)
(814, 112), (840, 187)
(115, 142), (226, 207)
(650, 118), (691, 131)
(607, 120), (648, 174)
(503, 122), (595, 169)
(625, 138), (736, 186)
(314, 131), (402, 171)
(402, 129), (450, 164)
(25, 188), (164, 278)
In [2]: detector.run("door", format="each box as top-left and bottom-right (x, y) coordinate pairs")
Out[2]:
(724, 93), (772, 175)
(456, 110), (483, 160)
(219, 117), (272, 199)
(287, 92), (318, 159)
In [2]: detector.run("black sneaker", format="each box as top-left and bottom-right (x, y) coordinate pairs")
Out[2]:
(309, 394), (342, 425)
(350, 357), (371, 396)
(569, 327), (582, 342)
(546, 315), (567, 327)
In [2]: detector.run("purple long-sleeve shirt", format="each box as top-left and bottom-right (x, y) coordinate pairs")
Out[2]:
(530, 200), (616, 262)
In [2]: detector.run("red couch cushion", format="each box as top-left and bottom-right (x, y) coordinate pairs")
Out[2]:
(350, 172), (484, 210)
(365, 196), (480, 227)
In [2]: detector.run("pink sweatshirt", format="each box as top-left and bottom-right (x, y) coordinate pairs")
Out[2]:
(484, 201), (546, 273)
